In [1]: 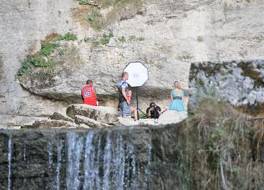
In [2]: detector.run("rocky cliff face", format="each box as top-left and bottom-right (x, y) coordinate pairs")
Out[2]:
(1, 0), (264, 126)
(189, 60), (264, 116)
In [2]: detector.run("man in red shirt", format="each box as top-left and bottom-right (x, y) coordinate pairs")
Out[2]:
(81, 80), (98, 106)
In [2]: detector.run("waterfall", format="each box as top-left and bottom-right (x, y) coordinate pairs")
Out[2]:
(48, 142), (53, 169)
(7, 135), (12, 190)
(83, 131), (95, 189)
(23, 144), (26, 161)
(116, 133), (125, 190)
(102, 132), (112, 190)
(66, 132), (84, 190)
(62, 130), (153, 190)
(55, 140), (63, 190)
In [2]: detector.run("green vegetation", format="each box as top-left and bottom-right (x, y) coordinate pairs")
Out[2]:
(175, 96), (264, 189)
(77, 0), (91, 5)
(57, 33), (78, 41)
(84, 32), (114, 46)
(17, 33), (77, 77)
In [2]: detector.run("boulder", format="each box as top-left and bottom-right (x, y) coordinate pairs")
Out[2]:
(66, 104), (119, 124)
(158, 111), (187, 125)
(23, 119), (78, 129)
(49, 112), (74, 122)
(75, 115), (111, 128)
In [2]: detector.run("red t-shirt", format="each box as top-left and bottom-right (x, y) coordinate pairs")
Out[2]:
(81, 85), (97, 106)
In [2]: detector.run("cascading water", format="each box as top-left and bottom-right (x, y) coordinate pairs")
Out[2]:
(55, 140), (63, 190)
(64, 130), (152, 190)
(66, 132), (84, 190)
(1, 128), (156, 190)
(7, 135), (12, 190)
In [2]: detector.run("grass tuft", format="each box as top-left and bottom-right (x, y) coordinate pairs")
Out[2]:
(17, 33), (78, 77)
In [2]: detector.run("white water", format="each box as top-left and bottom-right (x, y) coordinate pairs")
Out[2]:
(102, 132), (112, 190)
(48, 142), (53, 169)
(83, 131), (95, 189)
(7, 135), (12, 190)
(3, 130), (152, 190)
(55, 141), (63, 190)
(66, 132), (84, 190)
(23, 144), (26, 161)
(46, 130), (153, 190)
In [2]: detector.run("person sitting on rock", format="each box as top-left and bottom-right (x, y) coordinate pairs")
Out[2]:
(146, 102), (161, 119)
(81, 80), (98, 106)
(117, 72), (138, 120)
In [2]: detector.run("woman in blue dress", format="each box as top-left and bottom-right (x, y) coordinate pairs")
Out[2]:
(169, 81), (187, 112)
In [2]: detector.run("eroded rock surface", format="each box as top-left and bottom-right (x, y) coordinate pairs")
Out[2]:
(66, 104), (119, 124)
(189, 60), (264, 115)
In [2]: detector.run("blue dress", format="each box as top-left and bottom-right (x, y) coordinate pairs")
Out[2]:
(169, 89), (185, 112)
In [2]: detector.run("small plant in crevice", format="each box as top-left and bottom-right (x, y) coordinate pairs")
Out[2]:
(17, 33), (78, 77)
(84, 32), (114, 47)
(86, 8), (105, 31)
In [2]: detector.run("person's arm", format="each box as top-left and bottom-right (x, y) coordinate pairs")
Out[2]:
(170, 91), (173, 102)
(157, 106), (162, 113)
(81, 89), (84, 101)
(122, 88), (130, 104)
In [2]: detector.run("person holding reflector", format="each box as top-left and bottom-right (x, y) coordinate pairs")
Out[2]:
(117, 72), (138, 120)
(123, 61), (149, 120)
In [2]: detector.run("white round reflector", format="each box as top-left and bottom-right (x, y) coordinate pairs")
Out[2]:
(124, 61), (148, 87)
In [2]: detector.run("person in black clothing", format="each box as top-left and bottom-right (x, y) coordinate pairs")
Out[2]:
(146, 102), (161, 119)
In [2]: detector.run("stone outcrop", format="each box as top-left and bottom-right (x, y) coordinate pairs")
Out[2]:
(66, 104), (119, 124)
(74, 115), (112, 128)
(189, 60), (264, 115)
(22, 104), (119, 129)
(25, 119), (78, 129)
(49, 112), (74, 122)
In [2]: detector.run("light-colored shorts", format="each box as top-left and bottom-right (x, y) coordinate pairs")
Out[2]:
(120, 101), (131, 117)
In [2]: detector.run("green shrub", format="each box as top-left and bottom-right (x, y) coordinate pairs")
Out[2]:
(40, 43), (58, 56)
(99, 32), (113, 45)
(17, 32), (78, 77)
(58, 33), (78, 41)
(77, 0), (91, 5)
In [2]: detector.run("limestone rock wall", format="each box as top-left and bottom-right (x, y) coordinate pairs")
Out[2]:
(1, 0), (264, 126)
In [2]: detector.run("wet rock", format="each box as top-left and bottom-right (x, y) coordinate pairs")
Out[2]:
(66, 104), (119, 124)
(75, 115), (111, 128)
(24, 119), (78, 129)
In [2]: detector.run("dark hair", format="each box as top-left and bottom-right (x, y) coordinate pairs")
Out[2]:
(86, 80), (93, 85)
(122, 72), (128, 78)
(150, 102), (155, 107)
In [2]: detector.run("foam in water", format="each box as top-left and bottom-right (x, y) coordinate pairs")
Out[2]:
(8, 135), (12, 190)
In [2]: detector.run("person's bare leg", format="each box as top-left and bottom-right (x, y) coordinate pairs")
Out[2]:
(131, 107), (138, 121)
